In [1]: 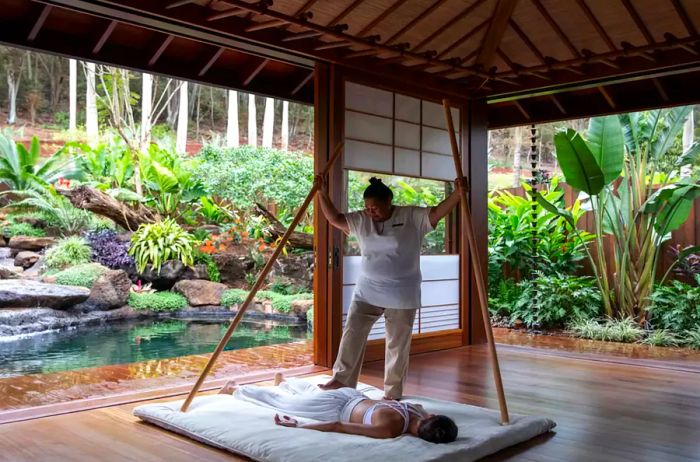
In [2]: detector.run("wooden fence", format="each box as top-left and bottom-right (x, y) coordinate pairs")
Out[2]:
(494, 184), (700, 281)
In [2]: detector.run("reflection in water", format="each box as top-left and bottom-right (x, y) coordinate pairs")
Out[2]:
(0, 318), (308, 378)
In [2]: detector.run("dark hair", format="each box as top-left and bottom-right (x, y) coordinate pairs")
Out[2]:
(363, 177), (393, 202)
(417, 415), (458, 444)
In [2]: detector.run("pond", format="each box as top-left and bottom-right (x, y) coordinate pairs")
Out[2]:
(0, 317), (309, 378)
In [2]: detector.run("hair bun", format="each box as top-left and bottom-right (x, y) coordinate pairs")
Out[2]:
(369, 177), (382, 185)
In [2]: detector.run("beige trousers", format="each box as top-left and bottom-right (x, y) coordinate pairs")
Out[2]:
(331, 300), (417, 399)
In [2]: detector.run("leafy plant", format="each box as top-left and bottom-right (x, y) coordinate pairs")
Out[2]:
(682, 327), (700, 349)
(129, 218), (196, 273)
(86, 230), (134, 269)
(488, 278), (520, 316)
(641, 329), (679, 347)
(128, 291), (188, 312)
(0, 134), (78, 191)
(53, 263), (107, 288)
(269, 277), (305, 295)
(193, 249), (221, 282)
(568, 317), (644, 343)
(2, 221), (46, 237)
(197, 196), (237, 224)
(221, 288), (250, 307)
(647, 277), (700, 333)
(538, 109), (700, 320)
(11, 188), (96, 235)
(508, 273), (601, 328)
(70, 139), (134, 190)
(44, 236), (92, 271)
(667, 245), (700, 282)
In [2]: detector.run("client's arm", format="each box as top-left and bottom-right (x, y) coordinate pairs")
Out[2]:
(274, 414), (401, 439)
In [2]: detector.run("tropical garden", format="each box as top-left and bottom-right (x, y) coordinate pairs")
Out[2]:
(488, 107), (700, 350)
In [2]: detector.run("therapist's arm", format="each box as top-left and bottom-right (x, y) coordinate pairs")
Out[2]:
(428, 177), (466, 228)
(314, 175), (350, 234)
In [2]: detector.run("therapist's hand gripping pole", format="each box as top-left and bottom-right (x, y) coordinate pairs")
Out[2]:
(443, 100), (510, 425)
(180, 142), (344, 412)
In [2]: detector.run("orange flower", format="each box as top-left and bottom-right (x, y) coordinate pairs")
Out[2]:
(218, 244), (226, 251)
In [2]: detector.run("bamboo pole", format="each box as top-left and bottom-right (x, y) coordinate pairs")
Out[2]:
(180, 142), (344, 412)
(442, 100), (510, 425)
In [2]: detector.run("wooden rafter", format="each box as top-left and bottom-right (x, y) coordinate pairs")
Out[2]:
(509, 19), (545, 64)
(207, 7), (245, 22)
(198, 47), (224, 76)
(327, 0), (366, 28)
(243, 58), (268, 86)
(475, 0), (519, 69)
(245, 19), (286, 33)
(598, 86), (616, 109)
(549, 94), (566, 114)
(575, 0), (616, 51)
(256, 0), (320, 34)
(356, 0), (410, 37)
(291, 70), (313, 96)
(530, 0), (579, 58)
(513, 100), (530, 120)
(621, 0), (655, 44)
(148, 35), (174, 66)
(383, 0), (450, 45)
(93, 20), (117, 54)
(437, 18), (490, 59)
(652, 78), (670, 102)
(28, 4), (52, 42)
(166, 0), (195, 9)
(282, 31), (323, 42)
(670, 0), (698, 36)
(412, 0), (487, 52)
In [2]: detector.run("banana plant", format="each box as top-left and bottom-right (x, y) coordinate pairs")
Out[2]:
(537, 108), (700, 320)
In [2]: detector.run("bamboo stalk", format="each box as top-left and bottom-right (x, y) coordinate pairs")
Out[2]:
(180, 142), (344, 412)
(442, 100), (509, 425)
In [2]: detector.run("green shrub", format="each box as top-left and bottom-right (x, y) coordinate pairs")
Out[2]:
(129, 218), (196, 273)
(508, 274), (601, 328)
(641, 329), (680, 347)
(53, 263), (107, 288)
(44, 236), (92, 271)
(128, 291), (188, 312)
(568, 317), (644, 343)
(221, 289), (250, 307)
(488, 278), (520, 316)
(269, 278), (305, 295)
(2, 221), (46, 237)
(682, 327), (700, 349)
(193, 250), (220, 282)
(647, 278), (700, 333)
(257, 290), (313, 313)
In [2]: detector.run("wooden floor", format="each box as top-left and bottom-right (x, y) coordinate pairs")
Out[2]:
(1, 344), (699, 461)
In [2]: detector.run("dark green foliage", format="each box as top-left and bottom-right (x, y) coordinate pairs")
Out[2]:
(44, 236), (92, 271)
(268, 278), (305, 295)
(488, 278), (520, 316)
(53, 263), (108, 288)
(220, 289), (249, 307)
(2, 221), (46, 237)
(128, 291), (188, 312)
(647, 277), (700, 333)
(193, 250), (221, 282)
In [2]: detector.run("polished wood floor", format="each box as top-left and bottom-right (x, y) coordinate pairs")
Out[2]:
(1, 344), (698, 461)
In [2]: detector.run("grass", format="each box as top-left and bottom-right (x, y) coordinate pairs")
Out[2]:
(53, 263), (107, 288)
(567, 317), (644, 343)
(128, 291), (188, 312)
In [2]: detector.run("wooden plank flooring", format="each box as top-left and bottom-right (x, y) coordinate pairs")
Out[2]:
(1, 344), (699, 461)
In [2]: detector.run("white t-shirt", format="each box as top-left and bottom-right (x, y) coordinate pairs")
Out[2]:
(346, 206), (433, 309)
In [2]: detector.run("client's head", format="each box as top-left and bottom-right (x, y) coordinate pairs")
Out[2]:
(417, 415), (458, 444)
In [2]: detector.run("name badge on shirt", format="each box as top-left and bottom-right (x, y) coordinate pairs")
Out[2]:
(392, 223), (404, 227)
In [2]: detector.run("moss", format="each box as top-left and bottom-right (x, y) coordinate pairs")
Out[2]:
(221, 289), (250, 307)
(53, 263), (108, 288)
(128, 291), (188, 312)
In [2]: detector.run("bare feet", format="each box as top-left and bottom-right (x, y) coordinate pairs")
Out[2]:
(218, 380), (237, 395)
(274, 372), (285, 386)
(318, 378), (347, 390)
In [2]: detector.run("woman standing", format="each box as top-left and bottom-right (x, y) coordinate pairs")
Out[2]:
(315, 175), (464, 399)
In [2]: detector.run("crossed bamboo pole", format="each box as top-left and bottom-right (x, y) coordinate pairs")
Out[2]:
(443, 100), (510, 425)
(180, 142), (344, 412)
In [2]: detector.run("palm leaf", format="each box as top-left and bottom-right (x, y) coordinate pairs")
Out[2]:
(553, 129), (605, 195)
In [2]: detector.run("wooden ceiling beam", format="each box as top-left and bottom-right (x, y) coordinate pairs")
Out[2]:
(652, 77), (670, 102)
(530, 0), (579, 58)
(291, 70), (314, 96)
(412, 0), (487, 52)
(148, 35), (174, 66)
(670, 0), (697, 36)
(245, 19), (287, 33)
(575, 0), (616, 51)
(28, 4), (52, 42)
(437, 18), (490, 59)
(513, 100), (531, 120)
(207, 8), (245, 22)
(165, 0), (196, 9)
(92, 20), (117, 54)
(198, 47), (224, 76)
(328, 0), (366, 28)
(621, 0), (655, 44)
(357, 0), (410, 37)
(383, 0), (450, 45)
(549, 94), (566, 114)
(475, 0), (519, 69)
(345, 48), (381, 59)
(283, 31), (323, 42)
(598, 86), (616, 109)
(315, 41), (353, 51)
(509, 19), (546, 64)
(243, 58), (269, 87)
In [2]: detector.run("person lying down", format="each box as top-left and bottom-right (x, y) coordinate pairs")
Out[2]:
(218, 373), (458, 444)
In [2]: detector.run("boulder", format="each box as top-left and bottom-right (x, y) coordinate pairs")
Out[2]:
(75, 269), (131, 312)
(139, 260), (185, 290)
(173, 279), (227, 306)
(23, 256), (45, 278)
(0, 280), (90, 309)
(0, 267), (21, 279)
(8, 236), (57, 251)
(181, 263), (210, 281)
(14, 251), (40, 269)
(213, 253), (254, 284)
(290, 299), (314, 317)
(269, 252), (314, 291)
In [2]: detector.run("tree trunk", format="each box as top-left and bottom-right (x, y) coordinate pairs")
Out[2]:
(248, 94), (257, 146)
(176, 81), (188, 153)
(57, 185), (159, 231)
(7, 75), (18, 124)
(85, 62), (99, 139)
(140, 72), (153, 147)
(69, 59), (77, 131)
(681, 111), (694, 178)
(254, 202), (313, 249)
(262, 97), (274, 148)
(281, 100), (289, 151)
(512, 125), (522, 188)
(226, 90), (239, 148)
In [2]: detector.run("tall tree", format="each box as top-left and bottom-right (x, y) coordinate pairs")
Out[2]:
(248, 94), (257, 146)
(262, 97), (274, 148)
(281, 100), (289, 151)
(3, 49), (27, 124)
(681, 111), (694, 178)
(176, 81), (188, 153)
(84, 62), (98, 139)
(69, 59), (77, 131)
(512, 126), (523, 187)
(140, 73), (153, 146)
(226, 89), (239, 148)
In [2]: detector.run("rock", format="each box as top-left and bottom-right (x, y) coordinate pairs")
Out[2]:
(213, 253), (254, 284)
(173, 279), (227, 306)
(42, 274), (57, 283)
(0, 267), (21, 279)
(0, 280), (90, 309)
(269, 252), (314, 291)
(75, 269), (131, 312)
(23, 256), (45, 278)
(139, 260), (185, 290)
(14, 251), (40, 269)
(290, 299), (314, 317)
(8, 236), (57, 251)
(181, 264), (210, 281)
